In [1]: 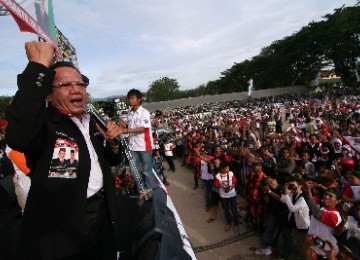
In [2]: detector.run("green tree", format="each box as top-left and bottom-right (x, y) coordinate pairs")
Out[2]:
(146, 77), (181, 102)
(0, 96), (13, 118)
(322, 6), (360, 86)
(215, 4), (360, 92)
(204, 80), (220, 95)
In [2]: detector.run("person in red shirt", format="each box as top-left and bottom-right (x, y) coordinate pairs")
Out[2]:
(245, 162), (267, 228)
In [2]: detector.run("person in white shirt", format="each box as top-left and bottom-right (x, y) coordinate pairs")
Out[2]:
(213, 162), (240, 232)
(118, 89), (155, 193)
(164, 139), (175, 172)
(281, 177), (310, 258)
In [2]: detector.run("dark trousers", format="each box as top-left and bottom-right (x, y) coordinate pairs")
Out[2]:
(202, 180), (213, 209)
(262, 213), (292, 255)
(155, 169), (167, 183)
(261, 213), (282, 247)
(165, 156), (175, 171)
(61, 196), (116, 260)
(220, 196), (239, 225)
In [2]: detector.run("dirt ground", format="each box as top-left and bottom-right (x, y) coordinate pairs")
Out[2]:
(167, 159), (279, 260)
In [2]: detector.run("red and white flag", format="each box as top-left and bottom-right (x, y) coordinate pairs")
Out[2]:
(0, 0), (60, 57)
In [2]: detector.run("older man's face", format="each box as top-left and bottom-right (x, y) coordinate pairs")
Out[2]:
(48, 66), (88, 117)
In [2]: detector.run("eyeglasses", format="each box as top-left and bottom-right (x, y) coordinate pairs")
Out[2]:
(52, 81), (88, 89)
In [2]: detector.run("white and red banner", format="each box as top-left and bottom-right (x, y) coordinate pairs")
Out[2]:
(0, 0), (60, 57)
(248, 78), (253, 97)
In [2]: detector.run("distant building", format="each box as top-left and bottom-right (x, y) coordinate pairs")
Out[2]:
(312, 70), (341, 88)
(319, 71), (341, 80)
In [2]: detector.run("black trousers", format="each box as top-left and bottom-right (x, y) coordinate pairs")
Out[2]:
(220, 196), (239, 225)
(60, 195), (116, 260)
(165, 156), (175, 171)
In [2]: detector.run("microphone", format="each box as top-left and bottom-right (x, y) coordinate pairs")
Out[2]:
(84, 104), (107, 129)
(84, 104), (120, 142)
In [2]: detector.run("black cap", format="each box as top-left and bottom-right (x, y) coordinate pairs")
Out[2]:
(326, 187), (342, 200)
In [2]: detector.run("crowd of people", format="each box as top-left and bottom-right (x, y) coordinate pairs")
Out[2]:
(151, 86), (360, 259)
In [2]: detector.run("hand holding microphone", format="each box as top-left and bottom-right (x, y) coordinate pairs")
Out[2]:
(102, 121), (122, 143)
(84, 104), (122, 142)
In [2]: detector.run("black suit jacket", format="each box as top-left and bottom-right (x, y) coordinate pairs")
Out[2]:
(64, 158), (78, 167)
(6, 62), (120, 260)
(51, 158), (66, 167)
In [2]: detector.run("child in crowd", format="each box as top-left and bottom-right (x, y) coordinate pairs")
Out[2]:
(214, 162), (240, 232)
(300, 151), (316, 179)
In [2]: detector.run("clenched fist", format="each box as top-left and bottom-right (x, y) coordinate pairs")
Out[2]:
(25, 41), (55, 67)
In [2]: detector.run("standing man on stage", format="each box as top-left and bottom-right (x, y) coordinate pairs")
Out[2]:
(118, 89), (155, 193)
(6, 41), (121, 260)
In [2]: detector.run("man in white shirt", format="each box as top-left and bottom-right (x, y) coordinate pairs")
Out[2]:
(164, 139), (175, 172)
(281, 177), (310, 258)
(119, 89), (155, 191)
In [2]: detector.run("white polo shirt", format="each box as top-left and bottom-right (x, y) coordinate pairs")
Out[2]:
(200, 160), (214, 180)
(126, 106), (154, 151)
(164, 142), (174, 156)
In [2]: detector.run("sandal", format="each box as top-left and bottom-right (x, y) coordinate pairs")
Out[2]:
(207, 218), (216, 223)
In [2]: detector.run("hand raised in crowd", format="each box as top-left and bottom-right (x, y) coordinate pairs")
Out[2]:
(302, 178), (313, 193)
(25, 41), (55, 67)
(261, 181), (271, 194)
(314, 182), (328, 191)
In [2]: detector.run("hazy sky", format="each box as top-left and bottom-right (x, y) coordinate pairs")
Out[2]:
(0, 0), (357, 98)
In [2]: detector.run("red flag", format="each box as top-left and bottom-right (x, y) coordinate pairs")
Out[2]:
(0, 0), (60, 57)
